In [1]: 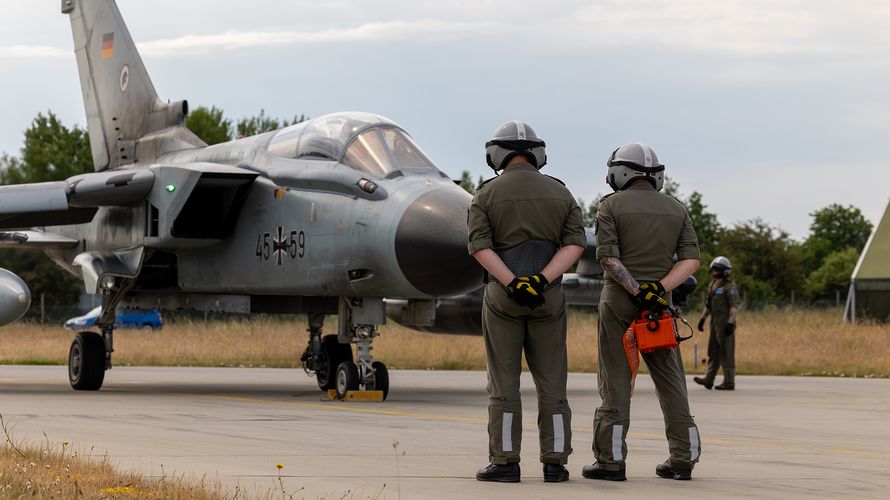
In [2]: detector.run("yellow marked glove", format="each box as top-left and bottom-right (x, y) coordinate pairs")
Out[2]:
(508, 277), (546, 309)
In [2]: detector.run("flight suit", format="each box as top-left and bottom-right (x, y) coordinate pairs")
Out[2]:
(593, 182), (702, 472)
(702, 277), (739, 386)
(467, 162), (586, 465)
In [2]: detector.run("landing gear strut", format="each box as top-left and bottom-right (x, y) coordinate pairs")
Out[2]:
(68, 277), (132, 391)
(301, 313), (353, 391)
(335, 297), (389, 400)
(303, 298), (389, 400)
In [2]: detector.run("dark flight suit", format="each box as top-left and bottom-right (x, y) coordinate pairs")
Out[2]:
(594, 182), (702, 472)
(703, 277), (739, 386)
(467, 162), (586, 465)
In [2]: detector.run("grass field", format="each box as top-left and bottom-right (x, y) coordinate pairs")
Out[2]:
(1, 308), (889, 377)
(0, 415), (243, 499)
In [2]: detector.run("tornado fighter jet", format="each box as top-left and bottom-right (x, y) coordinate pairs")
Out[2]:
(0, 1), (691, 398)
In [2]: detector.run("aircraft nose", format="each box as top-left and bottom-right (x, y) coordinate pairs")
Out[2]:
(395, 189), (483, 297)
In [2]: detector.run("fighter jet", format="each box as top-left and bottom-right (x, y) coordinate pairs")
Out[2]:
(0, 1), (692, 399)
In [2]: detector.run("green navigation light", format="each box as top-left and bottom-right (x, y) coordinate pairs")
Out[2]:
(165, 184), (176, 193)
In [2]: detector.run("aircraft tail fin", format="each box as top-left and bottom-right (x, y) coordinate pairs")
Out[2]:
(63, 0), (196, 171)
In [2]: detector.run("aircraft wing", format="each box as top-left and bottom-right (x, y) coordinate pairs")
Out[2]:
(0, 230), (79, 249)
(0, 169), (154, 230)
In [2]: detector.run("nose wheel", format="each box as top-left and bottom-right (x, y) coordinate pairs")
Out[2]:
(334, 360), (389, 400)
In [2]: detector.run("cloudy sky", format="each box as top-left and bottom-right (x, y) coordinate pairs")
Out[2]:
(1, 0), (889, 239)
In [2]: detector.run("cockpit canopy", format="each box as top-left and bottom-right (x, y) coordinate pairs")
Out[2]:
(267, 112), (441, 176)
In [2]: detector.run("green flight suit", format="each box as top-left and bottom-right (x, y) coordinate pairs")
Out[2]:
(467, 162), (586, 465)
(593, 181), (702, 472)
(703, 277), (739, 385)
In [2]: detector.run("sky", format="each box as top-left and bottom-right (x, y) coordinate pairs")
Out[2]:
(1, 0), (889, 239)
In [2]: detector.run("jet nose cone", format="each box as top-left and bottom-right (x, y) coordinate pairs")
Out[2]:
(395, 189), (483, 297)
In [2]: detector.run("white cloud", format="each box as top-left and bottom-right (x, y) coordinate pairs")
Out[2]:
(136, 19), (505, 57)
(0, 45), (67, 59)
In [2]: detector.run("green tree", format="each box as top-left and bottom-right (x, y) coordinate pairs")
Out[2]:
(686, 191), (721, 255)
(802, 204), (872, 272)
(662, 175), (681, 197)
(185, 106), (232, 145)
(0, 111), (88, 310)
(458, 170), (476, 194)
(718, 219), (805, 303)
(0, 111), (93, 184)
(577, 196), (602, 227)
(236, 109), (307, 137)
(805, 247), (859, 300)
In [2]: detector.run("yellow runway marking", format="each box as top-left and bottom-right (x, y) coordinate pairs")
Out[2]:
(203, 393), (890, 459)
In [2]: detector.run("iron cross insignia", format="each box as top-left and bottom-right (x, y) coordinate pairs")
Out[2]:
(272, 226), (288, 265)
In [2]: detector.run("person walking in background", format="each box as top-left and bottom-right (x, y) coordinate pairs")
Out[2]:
(694, 256), (739, 390)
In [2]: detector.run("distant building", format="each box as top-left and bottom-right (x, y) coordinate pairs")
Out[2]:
(845, 199), (890, 322)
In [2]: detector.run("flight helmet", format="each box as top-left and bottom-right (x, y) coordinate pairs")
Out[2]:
(710, 256), (732, 277)
(485, 121), (547, 171)
(606, 143), (665, 191)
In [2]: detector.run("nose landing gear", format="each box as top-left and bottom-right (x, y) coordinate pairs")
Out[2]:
(303, 298), (390, 401)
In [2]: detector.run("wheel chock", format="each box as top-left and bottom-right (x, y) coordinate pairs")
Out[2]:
(323, 389), (384, 402)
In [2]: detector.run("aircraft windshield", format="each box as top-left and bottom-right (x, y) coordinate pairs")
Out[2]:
(268, 112), (395, 162)
(343, 127), (437, 176)
(267, 112), (439, 176)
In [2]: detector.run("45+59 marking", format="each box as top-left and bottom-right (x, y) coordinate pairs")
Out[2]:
(256, 226), (305, 265)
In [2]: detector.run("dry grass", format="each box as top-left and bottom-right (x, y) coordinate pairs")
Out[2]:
(1, 308), (889, 377)
(0, 415), (242, 499)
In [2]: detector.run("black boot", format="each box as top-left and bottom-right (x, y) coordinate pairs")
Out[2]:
(475, 463), (520, 482)
(655, 460), (692, 480)
(543, 463), (569, 482)
(714, 382), (735, 390)
(693, 376), (713, 390)
(581, 462), (626, 481)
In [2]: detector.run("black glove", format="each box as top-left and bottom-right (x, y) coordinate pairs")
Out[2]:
(528, 273), (549, 294)
(507, 277), (546, 309)
(639, 281), (666, 297)
(697, 317), (706, 332)
(725, 323), (736, 336)
(634, 281), (669, 312)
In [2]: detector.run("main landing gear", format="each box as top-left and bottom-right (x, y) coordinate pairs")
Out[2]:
(68, 277), (132, 391)
(300, 298), (389, 400)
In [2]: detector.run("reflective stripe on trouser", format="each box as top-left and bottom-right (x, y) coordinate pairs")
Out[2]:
(593, 286), (700, 469)
(483, 283), (572, 465)
(704, 321), (736, 384)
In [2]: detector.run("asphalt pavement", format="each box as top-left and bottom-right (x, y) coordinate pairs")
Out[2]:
(1, 365), (888, 499)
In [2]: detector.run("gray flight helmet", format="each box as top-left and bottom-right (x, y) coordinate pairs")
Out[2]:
(485, 121), (547, 171)
(710, 256), (732, 276)
(606, 142), (665, 191)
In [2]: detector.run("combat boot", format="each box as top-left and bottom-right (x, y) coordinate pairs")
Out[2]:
(581, 462), (626, 481)
(543, 463), (569, 482)
(475, 463), (520, 482)
(714, 382), (735, 391)
(693, 376), (713, 389)
(655, 460), (692, 480)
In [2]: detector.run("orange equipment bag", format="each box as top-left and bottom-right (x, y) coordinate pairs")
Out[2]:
(632, 310), (682, 353)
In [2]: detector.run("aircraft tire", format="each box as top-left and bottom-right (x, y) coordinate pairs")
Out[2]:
(370, 361), (389, 401)
(335, 361), (359, 399)
(69, 332), (105, 391)
(317, 335), (352, 391)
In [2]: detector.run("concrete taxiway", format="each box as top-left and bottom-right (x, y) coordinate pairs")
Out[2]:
(1, 365), (888, 499)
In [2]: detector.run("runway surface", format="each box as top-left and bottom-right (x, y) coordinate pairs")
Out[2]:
(1, 365), (888, 499)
